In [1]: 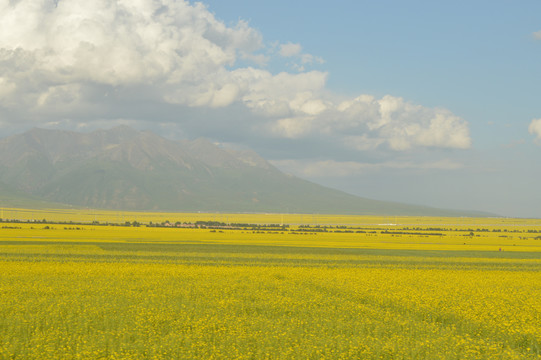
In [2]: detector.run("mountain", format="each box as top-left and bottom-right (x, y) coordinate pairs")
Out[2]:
(0, 181), (69, 210)
(0, 126), (492, 216)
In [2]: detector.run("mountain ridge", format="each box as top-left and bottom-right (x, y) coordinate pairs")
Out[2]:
(0, 126), (495, 216)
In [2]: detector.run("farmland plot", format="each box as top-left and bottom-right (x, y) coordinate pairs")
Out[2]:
(0, 214), (540, 359)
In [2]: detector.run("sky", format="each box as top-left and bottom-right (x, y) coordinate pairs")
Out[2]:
(0, 0), (540, 217)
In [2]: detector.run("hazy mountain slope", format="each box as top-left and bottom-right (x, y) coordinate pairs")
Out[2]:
(0, 181), (69, 209)
(0, 127), (493, 216)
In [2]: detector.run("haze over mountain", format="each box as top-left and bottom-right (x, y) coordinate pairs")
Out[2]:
(0, 127), (493, 216)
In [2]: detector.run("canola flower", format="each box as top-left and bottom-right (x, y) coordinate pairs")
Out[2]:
(0, 211), (540, 359)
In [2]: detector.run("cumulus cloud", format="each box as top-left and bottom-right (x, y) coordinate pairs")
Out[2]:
(0, 0), (471, 156)
(279, 43), (302, 57)
(0, 0), (264, 108)
(278, 42), (324, 71)
(533, 30), (541, 40)
(270, 94), (471, 151)
(529, 118), (541, 142)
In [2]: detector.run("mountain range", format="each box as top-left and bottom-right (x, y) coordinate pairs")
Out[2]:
(0, 126), (492, 216)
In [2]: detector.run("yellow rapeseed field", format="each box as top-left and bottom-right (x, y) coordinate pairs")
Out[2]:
(0, 208), (540, 359)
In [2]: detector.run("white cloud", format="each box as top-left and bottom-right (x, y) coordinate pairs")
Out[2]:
(528, 118), (541, 143)
(279, 42), (302, 57)
(533, 30), (541, 40)
(278, 42), (324, 71)
(234, 69), (328, 117)
(344, 135), (385, 151)
(0, 77), (16, 100)
(0, 0), (471, 154)
(0, 0), (265, 109)
(267, 94), (471, 150)
(270, 116), (321, 139)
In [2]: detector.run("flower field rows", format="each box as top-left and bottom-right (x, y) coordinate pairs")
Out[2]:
(0, 210), (540, 359)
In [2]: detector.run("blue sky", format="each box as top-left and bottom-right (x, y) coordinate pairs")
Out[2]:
(0, 0), (540, 217)
(207, 0), (540, 130)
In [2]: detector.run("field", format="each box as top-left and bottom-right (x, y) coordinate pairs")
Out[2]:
(0, 208), (540, 359)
